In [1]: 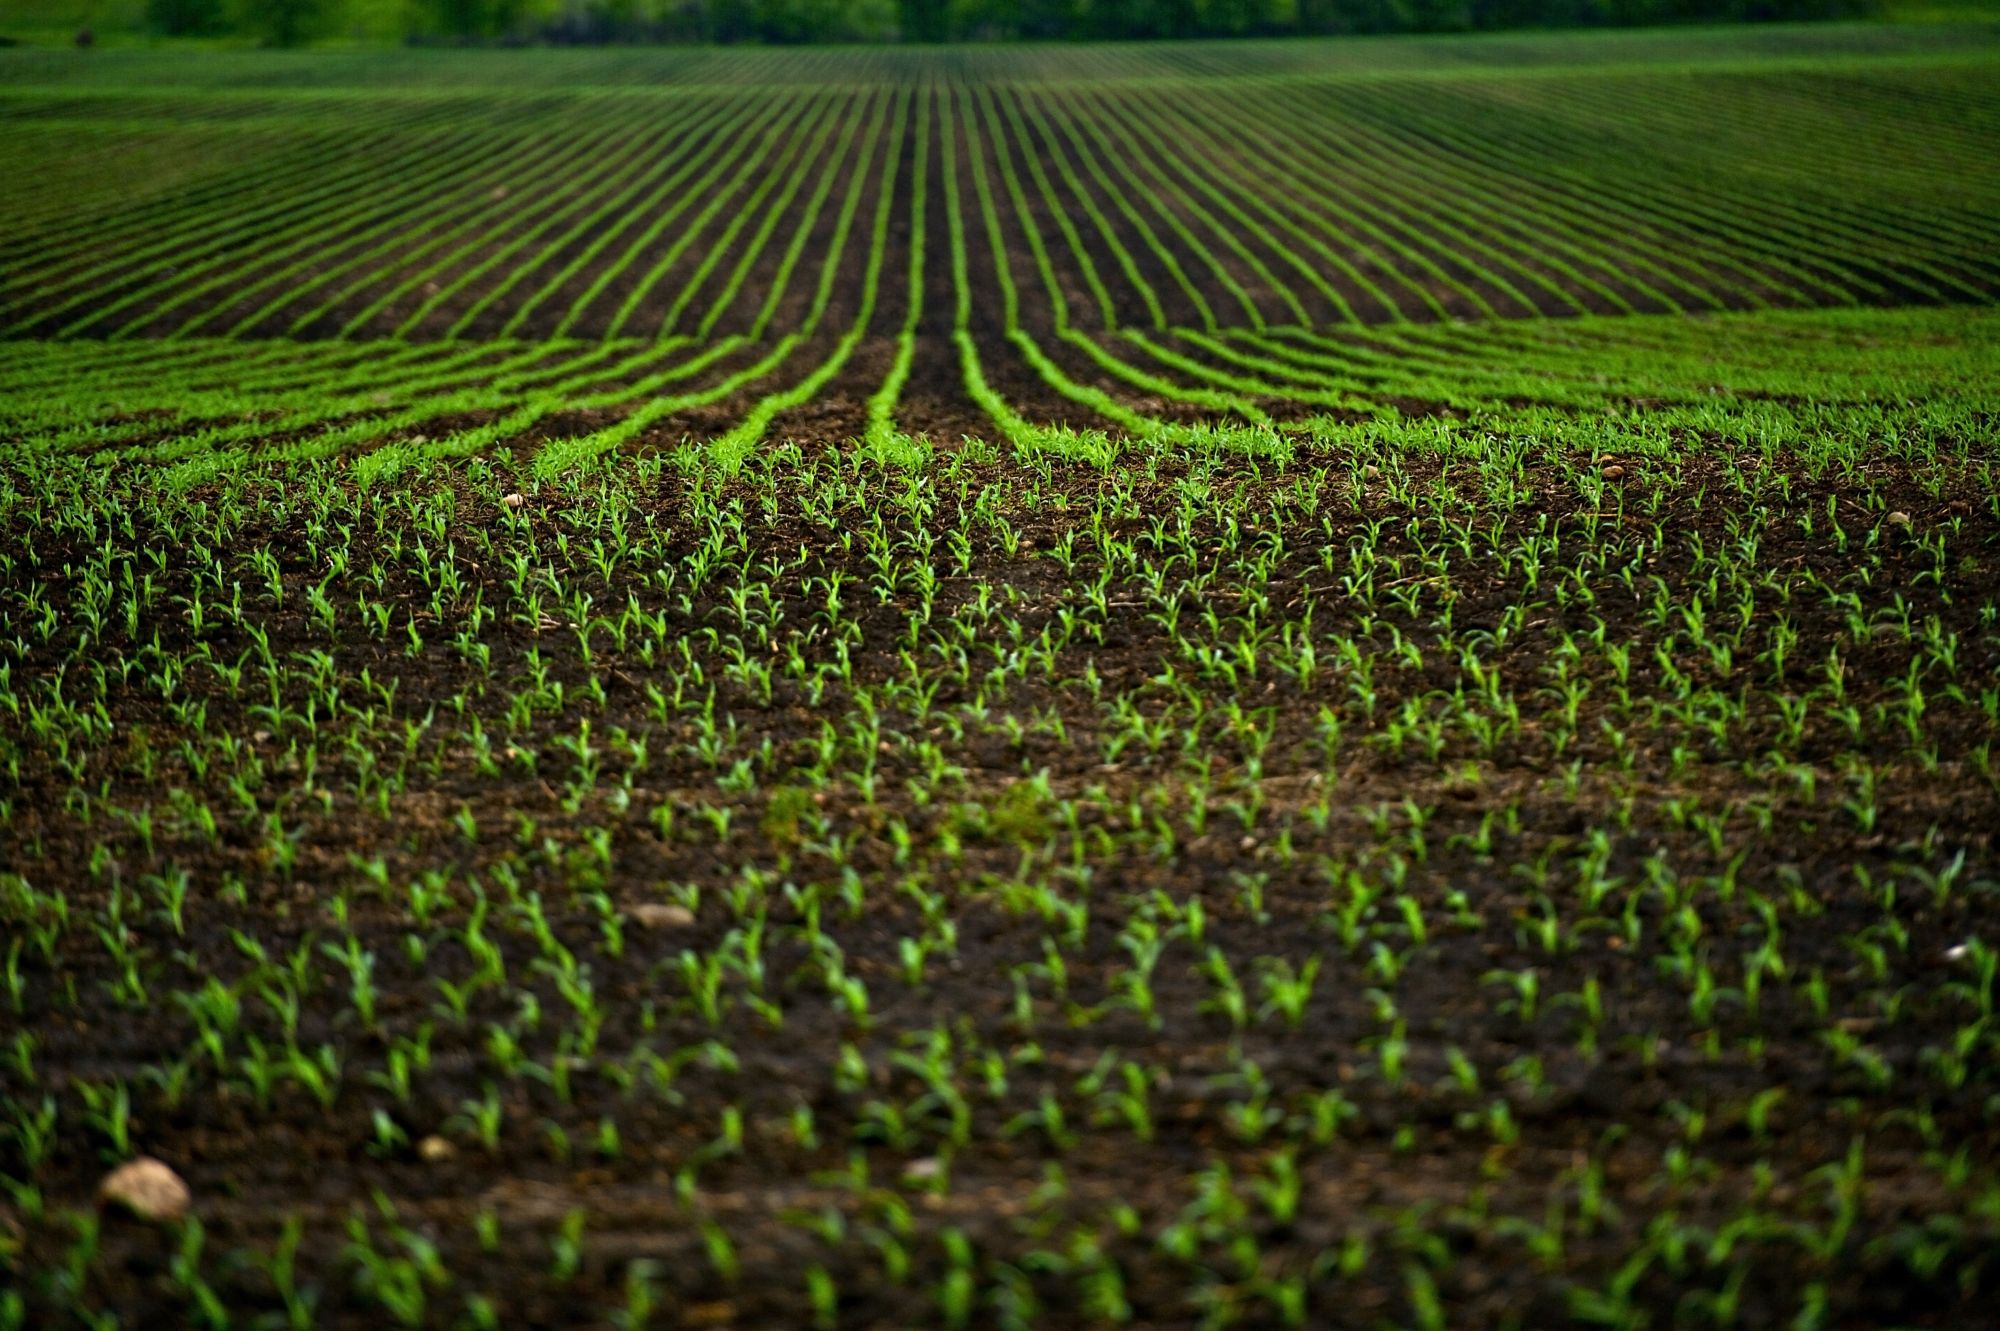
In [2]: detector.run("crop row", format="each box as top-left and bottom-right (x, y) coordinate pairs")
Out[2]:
(3, 41), (1997, 346)
(4, 303), (1993, 481)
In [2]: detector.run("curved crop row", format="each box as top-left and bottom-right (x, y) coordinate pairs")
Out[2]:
(5, 39), (1995, 346)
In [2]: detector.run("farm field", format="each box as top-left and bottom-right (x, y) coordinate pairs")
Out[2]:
(5, 24), (2000, 1330)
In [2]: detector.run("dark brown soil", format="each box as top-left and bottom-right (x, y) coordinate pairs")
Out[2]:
(2, 436), (1997, 1329)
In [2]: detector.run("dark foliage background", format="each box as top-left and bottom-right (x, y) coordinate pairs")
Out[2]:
(141, 0), (1879, 46)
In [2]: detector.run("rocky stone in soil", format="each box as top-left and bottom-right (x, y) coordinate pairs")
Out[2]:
(98, 1158), (191, 1223)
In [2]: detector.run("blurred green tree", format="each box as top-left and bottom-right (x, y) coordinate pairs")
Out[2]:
(237, 0), (340, 44)
(147, 0), (231, 35)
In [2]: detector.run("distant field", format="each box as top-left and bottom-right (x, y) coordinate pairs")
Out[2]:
(4, 27), (2000, 1331)
(3, 26), (2000, 469)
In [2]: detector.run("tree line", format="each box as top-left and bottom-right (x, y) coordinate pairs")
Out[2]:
(151, 0), (1878, 47)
